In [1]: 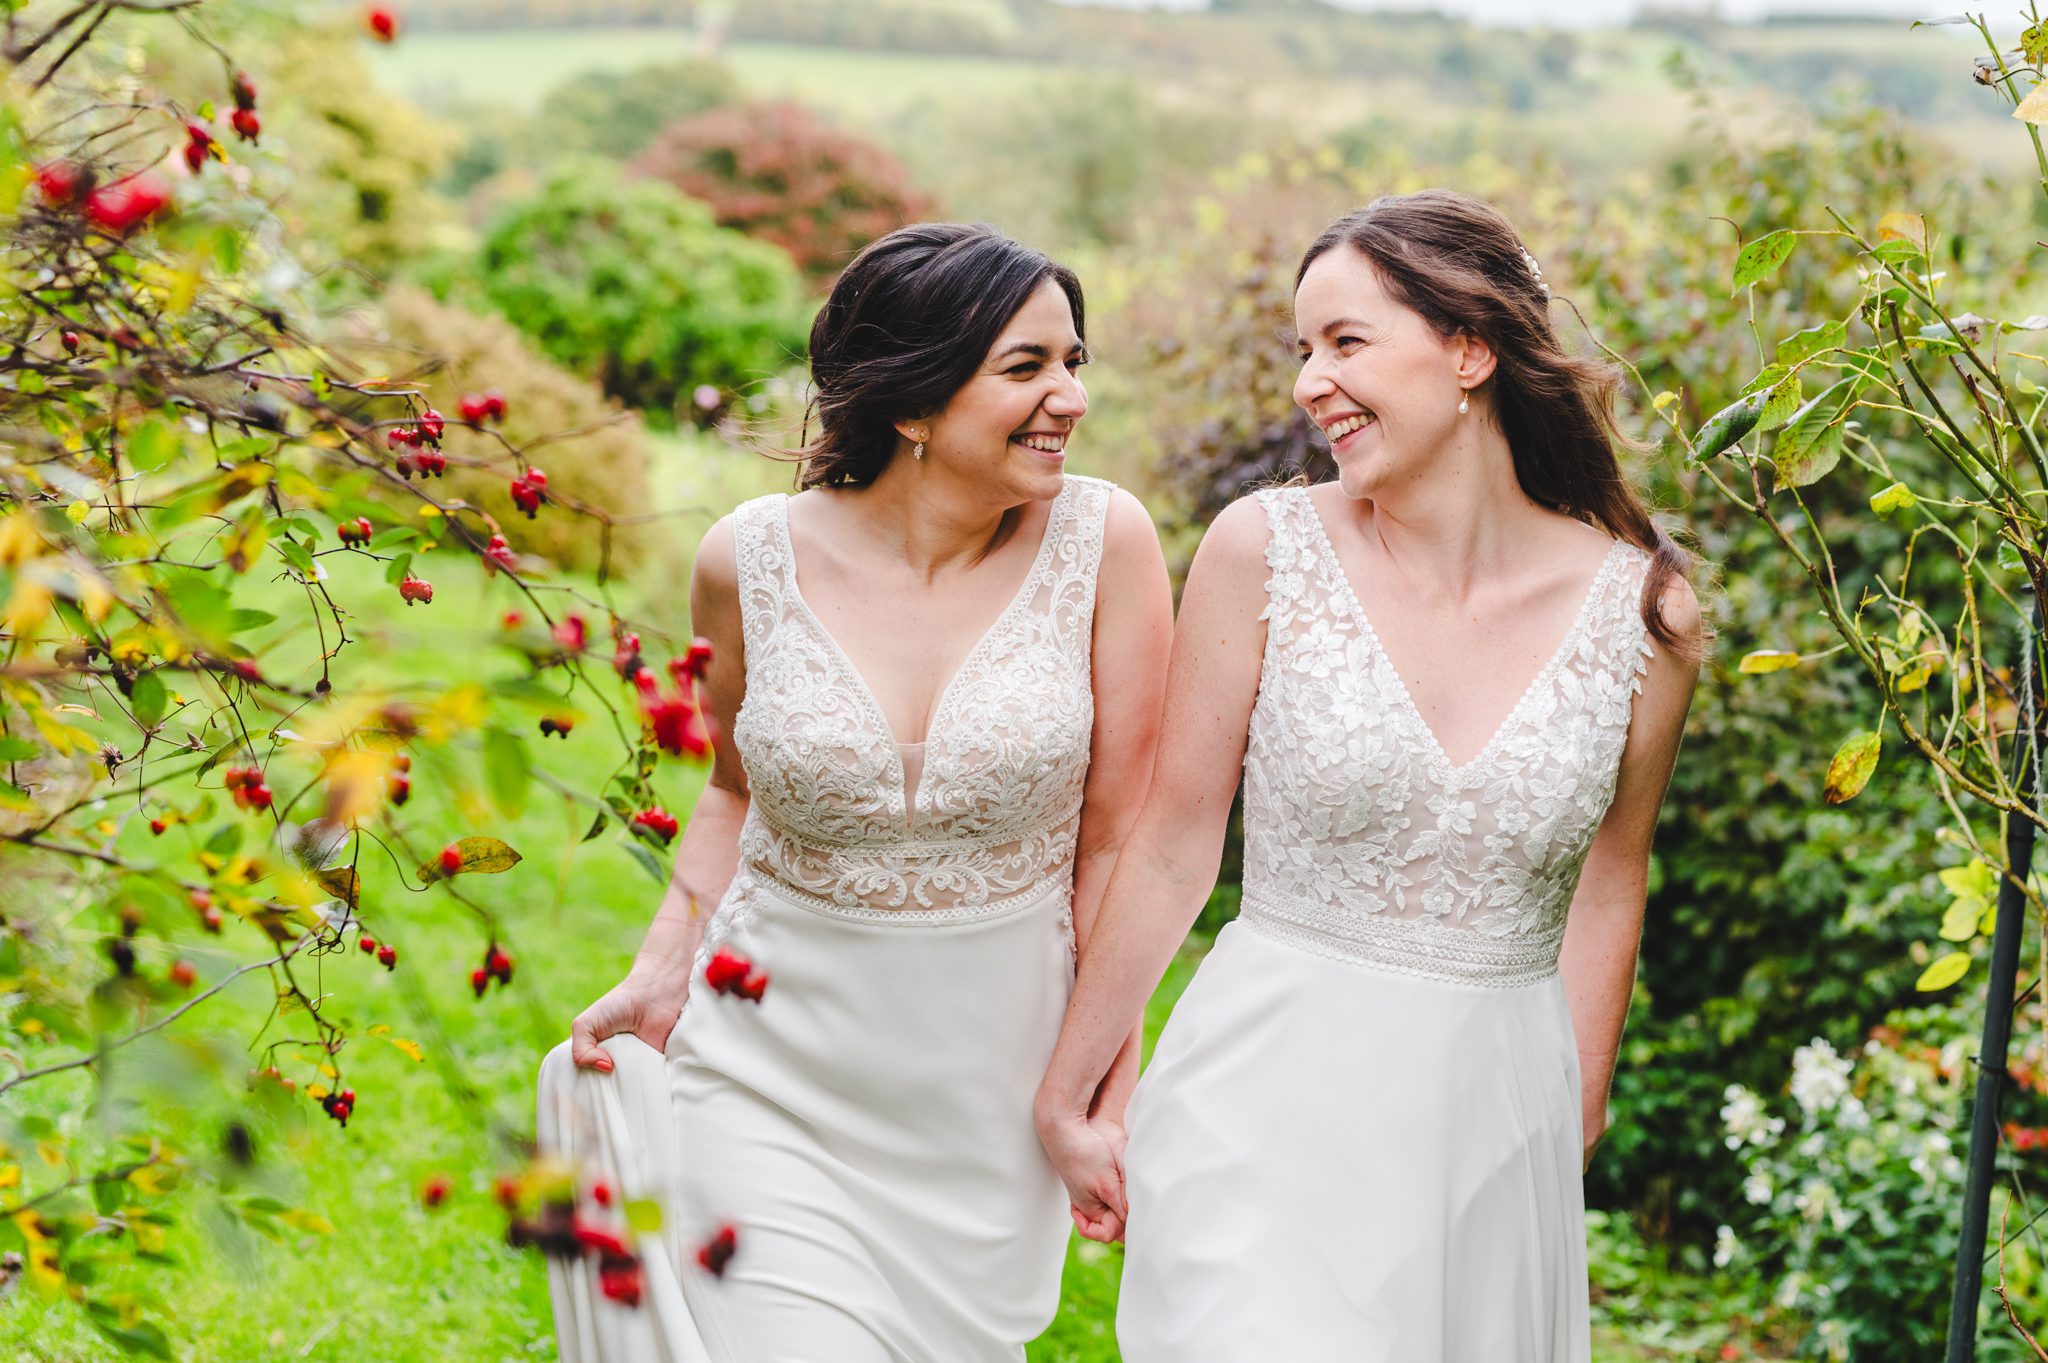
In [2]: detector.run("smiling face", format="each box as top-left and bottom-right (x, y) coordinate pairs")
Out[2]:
(908, 278), (1088, 502)
(1293, 244), (1492, 501)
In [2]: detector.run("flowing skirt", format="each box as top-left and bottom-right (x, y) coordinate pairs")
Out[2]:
(538, 876), (1074, 1362)
(1116, 918), (1592, 1363)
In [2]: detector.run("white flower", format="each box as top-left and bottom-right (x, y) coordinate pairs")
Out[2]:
(1720, 1084), (1786, 1150)
(1713, 1224), (1741, 1269)
(1742, 1171), (1774, 1205)
(1790, 1038), (1854, 1116)
(1794, 1178), (1836, 1223)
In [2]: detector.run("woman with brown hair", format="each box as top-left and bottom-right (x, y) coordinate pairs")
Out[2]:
(1033, 190), (1703, 1358)
(538, 222), (1169, 1361)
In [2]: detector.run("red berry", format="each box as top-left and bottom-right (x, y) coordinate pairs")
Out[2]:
(398, 574), (433, 606)
(377, 943), (397, 969)
(612, 633), (644, 681)
(169, 959), (197, 989)
(231, 71), (258, 111)
(493, 1175), (521, 1209)
(680, 638), (714, 682)
(60, 330), (80, 354)
(182, 122), (214, 174)
(230, 107), (260, 143)
(387, 772), (411, 805)
(538, 714), (575, 738)
(735, 969), (769, 1004)
(696, 1225), (738, 1277)
(470, 966), (489, 998)
(501, 611), (523, 629)
(572, 1219), (628, 1259)
(483, 533), (517, 572)
(243, 782), (274, 811)
(420, 1173), (451, 1209)
(360, 934), (377, 954)
(438, 844), (463, 877)
(483, 391), (507, 421)
(84, 174), (172, 234)
(486, 946), (513, 984)
(416, 449), (446, 476)
(598, 1254), (644, 1306)
(553, 615), (588, 654)
(510, 474), (543, 518)
(201, 905), (223, 933)
(35, 160), (85, 206)
(591, 1181), (613, 1208)
(704, 949), (749, 994)
(632, 807), (680, 844)
(366, 6), (400, 42)
(458, 392), (490, 424)
(419, 408), (444, 441)
(148, 817), (167, 836)
(338, 516), (372, 546)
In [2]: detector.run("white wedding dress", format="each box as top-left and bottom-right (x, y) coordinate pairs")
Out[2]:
(1117, 486), (1654, 1362)
(537, 476), (1115, 1362)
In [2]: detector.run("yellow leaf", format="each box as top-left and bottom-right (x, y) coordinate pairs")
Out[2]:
(0, 1164), (19, 1190)
(1893, 652), (1943, 694)
(280, 1209), (334, 1235)
(1939, 898), (1984, 942)
(127, 1164), (178, 1196)
(419, 505), (442, 519)
(1877, 210), (1928, 243)
(2015, 84), (2048, 124)
(384, 1035), (424, 1062)
(37, 1141), (63, 1168)
(1823, 730), (1881, 805)
(131, 1216), (166, 1254)
(1653, 391), (1679, 413)
(1916, 951), (1971, 991)
(318, 1063), (338, 1080)
(305, 1083), (331, 1100)
(1738, 650), (1802, 674)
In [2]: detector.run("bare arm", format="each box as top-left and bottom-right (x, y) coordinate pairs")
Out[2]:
(1558, 576), (1703, 1168)
(1069, 489), (1175, 1121)
(571, 516), (753, 1069)
(1034, 495), (1272, 1236)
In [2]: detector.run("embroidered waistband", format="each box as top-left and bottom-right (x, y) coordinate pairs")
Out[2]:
(1237, 888), (1563, 989)
(750, 872), (1070, 929)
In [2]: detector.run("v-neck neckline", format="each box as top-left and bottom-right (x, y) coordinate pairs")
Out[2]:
(774, 486), (1068, 775)
(1295, 488), (1627, 782)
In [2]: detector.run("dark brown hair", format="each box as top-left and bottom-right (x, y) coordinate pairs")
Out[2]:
(798, 222), (1085, 489)
(1298, 189), (1699, 659)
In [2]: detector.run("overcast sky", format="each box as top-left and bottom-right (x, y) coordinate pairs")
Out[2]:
(1065, 1), (2015, 28)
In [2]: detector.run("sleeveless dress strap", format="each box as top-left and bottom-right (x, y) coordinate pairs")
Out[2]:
(729, 494), (790, 662)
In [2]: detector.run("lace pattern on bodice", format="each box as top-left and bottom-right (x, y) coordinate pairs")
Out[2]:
(698, 477), (1112, 964)
(1238, 487), (1655, 987)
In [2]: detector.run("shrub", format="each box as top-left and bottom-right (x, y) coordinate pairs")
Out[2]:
(631, 99), (930, 283)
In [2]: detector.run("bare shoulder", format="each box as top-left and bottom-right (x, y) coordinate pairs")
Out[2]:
(1101, 485), (1160, 549)
(690, 514), (740, 602)
(1192, 492), (1277, 575)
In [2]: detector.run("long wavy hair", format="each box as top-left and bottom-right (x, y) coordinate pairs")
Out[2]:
(1298, 189), (1699, 659)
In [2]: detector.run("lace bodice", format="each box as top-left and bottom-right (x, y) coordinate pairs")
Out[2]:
(703, 476), (1112, 954)
(1239, 487), (1655, 987)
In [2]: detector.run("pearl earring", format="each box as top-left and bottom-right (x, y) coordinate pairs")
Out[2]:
(1457, 392), (1470, 415)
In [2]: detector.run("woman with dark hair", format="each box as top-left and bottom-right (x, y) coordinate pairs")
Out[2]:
(1034, 190), (1704, 1357)
(537, 223), (1171, 1360)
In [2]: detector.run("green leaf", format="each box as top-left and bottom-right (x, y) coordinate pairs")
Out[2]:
(623, 840), (669, 888)
(482, 727), (531, 819)
(1871, 238), (1926, 267)
(89, 1318), (175, 1360)
(624, 1198), (663, 1235)
(127, 420), (181, 473)
(272, 538), (315, 576)
(1915, 951), (1971, 992)
(1773, 378), (1858, 488)
(2023, 23), (2048, 66)
(1732, 230), (1799, 291)
(0, 737), (40, 762)
(383, 552), (412, 587)
(1823, 730), (1880, 805)
(204, 822), (242, 857)
(130, 670), (167, 727)
(367, 526), (420, 553)
(1691, 391), (1766, 462)
(1869, 482), (1915, 516)
(1775, 320), (1847, 367)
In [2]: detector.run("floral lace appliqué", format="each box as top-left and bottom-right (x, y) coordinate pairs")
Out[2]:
(697, 477), (1113, 969)
(1239, 487), (1655, 987)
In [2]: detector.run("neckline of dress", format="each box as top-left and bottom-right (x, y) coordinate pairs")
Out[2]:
(772, 483), (1071, 768)
(1293, 487), (1629, 783)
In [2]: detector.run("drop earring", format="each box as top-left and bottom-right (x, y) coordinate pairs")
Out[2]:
(1457, 391), (1470, 415)
(913, 437), (925, 460)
